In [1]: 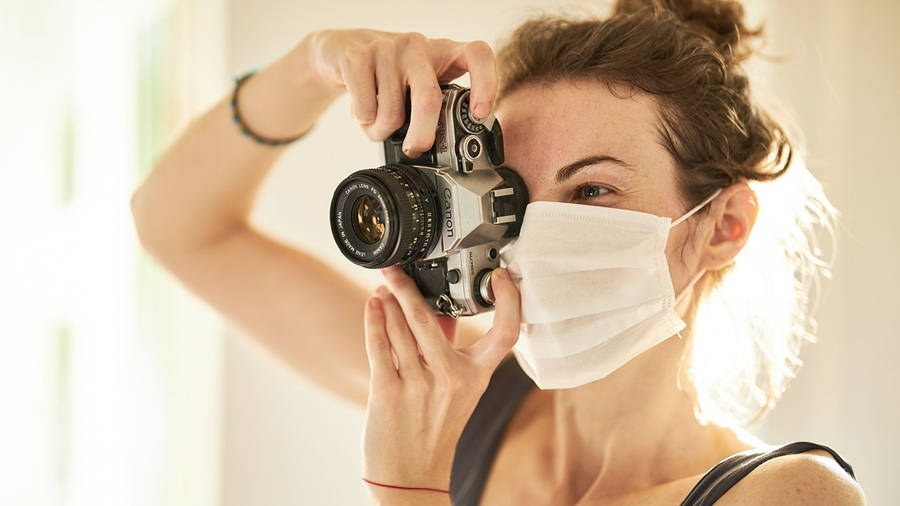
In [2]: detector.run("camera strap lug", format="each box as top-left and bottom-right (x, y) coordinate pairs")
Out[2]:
(436, 293), (464, 319)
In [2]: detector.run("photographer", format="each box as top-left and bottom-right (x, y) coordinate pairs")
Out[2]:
(131, 0), (866, 504)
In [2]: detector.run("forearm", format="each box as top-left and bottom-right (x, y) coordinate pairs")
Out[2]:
(131, 32), (343, 253)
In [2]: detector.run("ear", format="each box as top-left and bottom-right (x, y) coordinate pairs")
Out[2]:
(699, 181), (758, 271)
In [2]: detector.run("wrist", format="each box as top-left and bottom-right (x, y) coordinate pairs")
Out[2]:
(282, 30), (345, 98)
(235, 33), (342, 141)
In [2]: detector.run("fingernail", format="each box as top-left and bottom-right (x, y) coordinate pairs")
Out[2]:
(473, 103), (488, 119)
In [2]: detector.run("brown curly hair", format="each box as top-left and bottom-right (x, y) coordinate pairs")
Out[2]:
(493, 0), (836, 426)
(495, 0), (790, 207)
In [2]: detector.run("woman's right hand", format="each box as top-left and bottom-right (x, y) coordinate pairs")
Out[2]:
(302, 28), (499, 158)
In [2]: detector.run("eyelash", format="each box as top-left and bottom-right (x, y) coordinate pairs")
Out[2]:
(572, 183), (614, 201)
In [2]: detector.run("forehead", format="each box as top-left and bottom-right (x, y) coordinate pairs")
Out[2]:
(493, 79), (669, 187)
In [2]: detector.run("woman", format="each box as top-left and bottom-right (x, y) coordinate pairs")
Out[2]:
(131, 0), (865, 504)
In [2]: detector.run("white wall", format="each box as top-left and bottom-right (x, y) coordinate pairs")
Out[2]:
(749, 1), (900, 504)
(221, 1), (900, 504)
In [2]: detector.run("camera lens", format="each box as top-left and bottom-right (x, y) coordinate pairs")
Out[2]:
(330, 164), (440, 268)
(351, 195), (385, 244)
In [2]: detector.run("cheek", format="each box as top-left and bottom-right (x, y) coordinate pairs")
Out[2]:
(664, 224), (697, 289)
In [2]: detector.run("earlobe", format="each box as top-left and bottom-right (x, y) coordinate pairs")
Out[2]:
(702, 182), (758, 270)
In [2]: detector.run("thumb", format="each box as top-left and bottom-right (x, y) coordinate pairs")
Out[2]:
(467, 268), (520, 370)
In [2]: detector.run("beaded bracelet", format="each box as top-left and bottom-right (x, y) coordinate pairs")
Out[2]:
(230, 70), (305, 146)
(361, 477), (450, 494)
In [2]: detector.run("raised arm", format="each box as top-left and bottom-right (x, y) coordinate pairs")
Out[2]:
(130, 29), (496, 407)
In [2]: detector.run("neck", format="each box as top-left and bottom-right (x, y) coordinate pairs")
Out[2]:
(547, 333), (755, 500)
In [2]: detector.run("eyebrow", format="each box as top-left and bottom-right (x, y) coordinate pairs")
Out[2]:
(554, 155), (632, 184)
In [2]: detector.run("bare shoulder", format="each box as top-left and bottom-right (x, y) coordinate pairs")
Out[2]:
(718, 448), (865, 506)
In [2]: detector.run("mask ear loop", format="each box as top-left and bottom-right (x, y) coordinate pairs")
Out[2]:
(670, 188), (723, 228)
(671, 188), (722, 340)
(674, 267), (707, 341)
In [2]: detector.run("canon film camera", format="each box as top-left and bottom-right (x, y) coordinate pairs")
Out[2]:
(329, 84), (529, 318)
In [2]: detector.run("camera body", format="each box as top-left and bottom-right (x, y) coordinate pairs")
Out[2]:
(329, 84), (528, 317)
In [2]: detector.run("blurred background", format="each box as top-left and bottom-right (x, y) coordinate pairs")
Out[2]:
(2, 0), (898, 504)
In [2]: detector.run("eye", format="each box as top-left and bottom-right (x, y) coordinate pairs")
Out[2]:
(572, 183), (613, 201)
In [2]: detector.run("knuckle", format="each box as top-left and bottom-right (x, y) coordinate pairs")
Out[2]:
(432, 375), (463, 400)
(341, 46), (369, 68)
(465, 39), (493, 60)
(404, 379), (428, 398)
(374, 284), (389, 297)
(399, 31), (428, 49)
(410, 306), (435, 328)
(370, 38), (397, 60)
(436, 369), (463, 393)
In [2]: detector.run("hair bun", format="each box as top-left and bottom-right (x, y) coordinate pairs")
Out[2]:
(612, 0), (764, 63)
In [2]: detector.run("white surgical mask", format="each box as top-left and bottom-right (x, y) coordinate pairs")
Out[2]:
(499, 189), (722, 390)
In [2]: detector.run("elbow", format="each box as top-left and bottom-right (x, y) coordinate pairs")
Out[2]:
(130, 184), (172, 257)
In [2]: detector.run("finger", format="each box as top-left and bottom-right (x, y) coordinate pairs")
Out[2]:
(436, 315), (458, 347)
(379, 265), (453, 365)
(364, 296), (399, 383)
(450, 40), (497, 119)
(363, 40), (406, 141)
(467, 268), (520, 370)
(428, 38), (468, 84)
(338, 47), (377, 125)
(400, 44), (443, 158)
(375, 285), (424, 377)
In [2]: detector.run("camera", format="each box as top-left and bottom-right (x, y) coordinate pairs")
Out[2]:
(329, 84), (529, 318)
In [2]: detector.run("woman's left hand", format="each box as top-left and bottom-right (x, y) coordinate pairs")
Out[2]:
(361, 264), (520, 504)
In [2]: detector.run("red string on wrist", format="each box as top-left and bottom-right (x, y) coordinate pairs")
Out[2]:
(361, 477), (450, 494)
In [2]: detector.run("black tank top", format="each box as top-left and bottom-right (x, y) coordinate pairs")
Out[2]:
(450, 356), (856, 505)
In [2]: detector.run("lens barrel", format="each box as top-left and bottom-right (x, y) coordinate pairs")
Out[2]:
(330, 164), (440, 268)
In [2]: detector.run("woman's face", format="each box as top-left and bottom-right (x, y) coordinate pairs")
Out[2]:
(493, 78), (702, 293)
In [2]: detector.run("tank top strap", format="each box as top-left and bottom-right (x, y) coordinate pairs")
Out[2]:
(450, 354), (536, 506)
(679, 441), (857, 506)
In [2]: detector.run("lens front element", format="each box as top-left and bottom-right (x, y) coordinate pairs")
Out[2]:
(352, 195), (385, 244)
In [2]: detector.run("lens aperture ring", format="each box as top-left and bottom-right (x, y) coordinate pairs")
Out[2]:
(382, 165), (439, 263)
